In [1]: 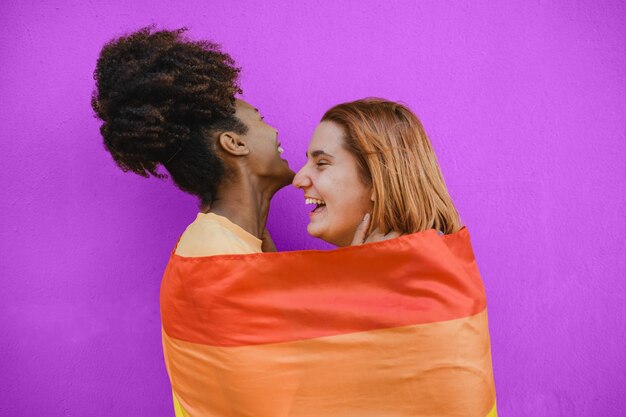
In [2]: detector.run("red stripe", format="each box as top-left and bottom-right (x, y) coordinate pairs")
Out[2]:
(161, 227), (486, 346)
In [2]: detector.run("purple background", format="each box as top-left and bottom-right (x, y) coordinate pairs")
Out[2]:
(1, 1), (624, 416)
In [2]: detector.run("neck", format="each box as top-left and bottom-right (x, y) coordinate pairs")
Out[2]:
(206, 174), (283, 238)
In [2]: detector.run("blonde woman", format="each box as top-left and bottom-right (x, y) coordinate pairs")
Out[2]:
(291, 98), (498, 415)
(293, 98), (461, 244)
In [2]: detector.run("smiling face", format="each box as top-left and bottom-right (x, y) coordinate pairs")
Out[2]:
(234, 99), (295, 187)
(292, 121), (373, 247)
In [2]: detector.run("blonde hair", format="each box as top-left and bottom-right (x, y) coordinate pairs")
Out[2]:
(322, 98), (461, 235)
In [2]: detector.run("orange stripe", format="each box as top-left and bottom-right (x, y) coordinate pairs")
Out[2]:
(163, 308), (496, 417)
(161, 228), (487, 346)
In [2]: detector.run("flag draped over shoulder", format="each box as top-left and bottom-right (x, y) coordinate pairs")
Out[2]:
(161, 228), (497, 417)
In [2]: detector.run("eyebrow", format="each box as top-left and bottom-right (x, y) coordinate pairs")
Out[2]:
(306, 150), (334, 158)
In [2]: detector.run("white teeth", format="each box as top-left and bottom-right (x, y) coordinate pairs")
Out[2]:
(277, 146), (284, 154)
(305, 198), (325, 206)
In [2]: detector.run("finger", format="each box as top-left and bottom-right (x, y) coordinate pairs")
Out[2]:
(364, 227), (384, 243)
(366, 228), (400, 243)
(385, 231), (401, 240)
(350, 213), (371, 246)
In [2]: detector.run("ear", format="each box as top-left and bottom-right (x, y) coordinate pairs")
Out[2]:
(218, 131), (249, 156)
(370, 189), (376, 202)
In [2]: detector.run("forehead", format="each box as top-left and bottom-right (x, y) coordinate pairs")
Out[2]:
(309, 121), (345, 151)
(234, 99), (258, 119)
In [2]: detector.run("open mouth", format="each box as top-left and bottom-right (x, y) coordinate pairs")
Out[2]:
(305, 197), (326, 213)
(277, 142), (284, 154)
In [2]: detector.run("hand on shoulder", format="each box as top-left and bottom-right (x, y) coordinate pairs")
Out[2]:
(351, 214), (401, 246)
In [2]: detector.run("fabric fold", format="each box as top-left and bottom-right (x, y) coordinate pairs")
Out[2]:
(161, 227), (497, 417)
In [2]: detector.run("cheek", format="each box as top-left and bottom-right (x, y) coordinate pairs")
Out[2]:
(329, 176), (370, 209)
(328, 183), (371, 225)
(306, 221), (322, 237)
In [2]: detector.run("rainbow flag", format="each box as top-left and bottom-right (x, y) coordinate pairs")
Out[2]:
(161, 228), (497, 417)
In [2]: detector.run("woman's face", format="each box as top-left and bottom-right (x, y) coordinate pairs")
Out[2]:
(235, 99), (295, 187)
(293, 121), (373, 247)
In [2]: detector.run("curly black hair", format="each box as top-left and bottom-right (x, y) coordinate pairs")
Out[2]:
(92, 27), (247, 206)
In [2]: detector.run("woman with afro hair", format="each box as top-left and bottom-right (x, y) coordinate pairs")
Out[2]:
(92, 27), (294, 416)
(92, 27), (294, 253)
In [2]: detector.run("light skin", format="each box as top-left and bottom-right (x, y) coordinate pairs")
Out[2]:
(293, 121), (401, 247)
(208, 99), (295, 247)
(292, 121), (375, 247)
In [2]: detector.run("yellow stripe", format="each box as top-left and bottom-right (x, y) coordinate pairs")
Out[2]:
(172, 391), (192, 417)
(164, 309), (496, 417)
(486, 401), (498, 417)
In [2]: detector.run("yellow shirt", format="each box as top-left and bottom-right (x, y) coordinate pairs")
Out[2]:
(175, 212), (262, 257)
(168, 212), (262, 417)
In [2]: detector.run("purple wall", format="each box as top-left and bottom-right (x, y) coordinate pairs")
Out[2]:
(1, 1), (624, 415)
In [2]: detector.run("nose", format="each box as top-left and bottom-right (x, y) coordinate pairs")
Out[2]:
(292, 165), (311, 189)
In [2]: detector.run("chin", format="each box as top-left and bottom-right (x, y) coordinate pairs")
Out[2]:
(306, 223), (323, 239)
(279, 169), (296, 187)
(270, 171), (295, 191)
(307, 225), (346, 247)
(284, 170), (296, 184)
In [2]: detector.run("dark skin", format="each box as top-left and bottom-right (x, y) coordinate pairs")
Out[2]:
(206, 99), (295, 249)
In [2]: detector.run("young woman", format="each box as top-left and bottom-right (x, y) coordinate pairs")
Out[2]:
(293, 98), (461, 244)
(289, 98), (498, 416)
(92, 27), (294, 417)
